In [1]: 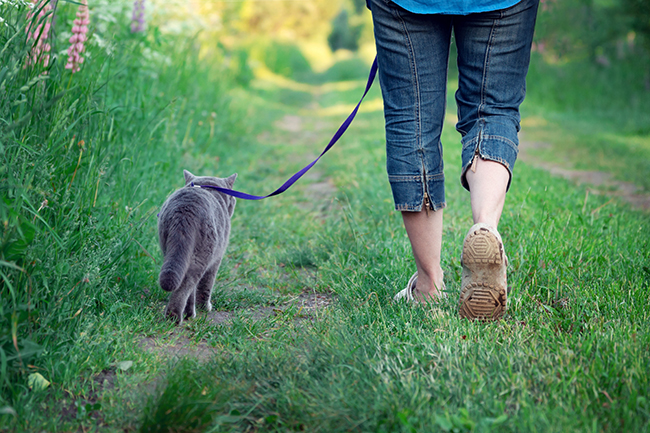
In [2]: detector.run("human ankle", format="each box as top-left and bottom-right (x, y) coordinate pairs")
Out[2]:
(414, 270), (444, 295)
(473, 218), (499, 230)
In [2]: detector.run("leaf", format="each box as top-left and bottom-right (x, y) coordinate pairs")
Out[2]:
(84, 402), (101, 413)
(28, 372), (50, 391)
(0, 406), (17, 416)
(116, 360), (133, 371)
(0, 260), (25, 272)
(8, 339), (44, 362)
(434, 415), (453, 431)
(2, 216), (37, 262)
(397, 411), (409, 424)
(485, 414), (508, 425)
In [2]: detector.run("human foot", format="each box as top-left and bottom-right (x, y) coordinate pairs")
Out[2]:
(395, 272), (446, 303)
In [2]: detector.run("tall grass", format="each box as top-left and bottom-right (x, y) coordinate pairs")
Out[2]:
(525, 53), (650, 133)
(521, 52), (650, 193)
(0, 0), (244, 423)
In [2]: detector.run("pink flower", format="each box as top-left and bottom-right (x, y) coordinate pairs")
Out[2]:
(131, 0), (146, 33)
(25, 0), (53, 68)
(65, 0), (89, 74)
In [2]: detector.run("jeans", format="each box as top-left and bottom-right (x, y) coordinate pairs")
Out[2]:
(370, 0), (539, 211)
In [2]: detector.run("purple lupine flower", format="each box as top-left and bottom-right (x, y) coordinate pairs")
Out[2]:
(131, 0), (145, 33)
(25, 0), (53, 68)
(65, 0), (89, 73)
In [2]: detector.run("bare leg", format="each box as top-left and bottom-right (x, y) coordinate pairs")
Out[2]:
(465, 158), (509, 228)
(401, 208), (445, 300)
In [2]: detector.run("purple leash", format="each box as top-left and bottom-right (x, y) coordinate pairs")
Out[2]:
(197, 57), (378, 200)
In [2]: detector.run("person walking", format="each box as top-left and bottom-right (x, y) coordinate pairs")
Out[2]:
(369, 0), (539, 319)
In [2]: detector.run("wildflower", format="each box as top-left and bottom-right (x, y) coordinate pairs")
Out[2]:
(25, 0), (52, 68)
(65, 0), (89, 74)
(131, 0), (145, 33)
(37, 199), (48, 212)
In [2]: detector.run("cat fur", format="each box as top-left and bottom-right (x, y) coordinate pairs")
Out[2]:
(158, 170), (236, 324)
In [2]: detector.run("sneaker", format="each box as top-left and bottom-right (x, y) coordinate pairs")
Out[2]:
(394, 271), (446, 303)
(459, 223), (508, 321)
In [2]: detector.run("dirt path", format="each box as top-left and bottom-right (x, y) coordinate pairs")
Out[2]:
(518, 138), (650, 211)
(141, 93), (340, 361)
(140, 292), (333, 361)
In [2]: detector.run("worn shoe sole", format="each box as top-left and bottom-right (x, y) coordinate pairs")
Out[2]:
(459, 224), (507, 321)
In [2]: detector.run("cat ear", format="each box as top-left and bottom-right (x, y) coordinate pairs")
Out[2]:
(183, 170), (195, 185)
(226, 173), (237, 188)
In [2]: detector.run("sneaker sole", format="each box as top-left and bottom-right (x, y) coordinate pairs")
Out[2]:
(459, 227), (507, 321)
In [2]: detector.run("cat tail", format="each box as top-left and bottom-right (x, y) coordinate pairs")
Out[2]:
(159, 241), (192, 292)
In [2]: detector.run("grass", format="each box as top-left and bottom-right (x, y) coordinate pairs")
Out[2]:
(1, 2), (649, 431)
(522, 52), (650, 192)
(165, 66), (649, 432)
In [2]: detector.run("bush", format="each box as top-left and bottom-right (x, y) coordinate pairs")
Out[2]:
(328, 9), (362, 52)
(250, 40), (312, 78)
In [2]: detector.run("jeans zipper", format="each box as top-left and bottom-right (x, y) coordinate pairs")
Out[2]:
(470, 130), (482, 173)
(421, 159), (431, 216)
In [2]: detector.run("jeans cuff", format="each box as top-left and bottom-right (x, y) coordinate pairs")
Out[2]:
(460, 120), (519, 191)
(389, 172), (446, 211)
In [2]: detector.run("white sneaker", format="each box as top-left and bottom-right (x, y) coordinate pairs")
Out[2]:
(394, 271), (446, 303)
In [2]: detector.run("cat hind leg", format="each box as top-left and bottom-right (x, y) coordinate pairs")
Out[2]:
(183, 290), (196, 320)
(196, 260), (221, 312)
(165, 274), (198, 325)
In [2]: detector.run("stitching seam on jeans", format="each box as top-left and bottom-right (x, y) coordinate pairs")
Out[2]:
(461, 131), (518, 150)
(388, 173), (445, 182)
(395, 13), (421, 152)
(478, 17), (499, 120)
(482, 134), (518, 150)
(390, 6), (421, 152)
(395, 202), (447, 212)
(393, 8), (427, 209)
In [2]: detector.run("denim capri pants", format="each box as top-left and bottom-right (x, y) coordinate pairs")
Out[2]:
(370, 0), (539, 211)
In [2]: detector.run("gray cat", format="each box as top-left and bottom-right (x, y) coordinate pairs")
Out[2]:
(158, 170), (237, 324)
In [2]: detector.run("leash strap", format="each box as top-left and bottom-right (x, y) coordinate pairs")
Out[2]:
(198, 57), (378, 200)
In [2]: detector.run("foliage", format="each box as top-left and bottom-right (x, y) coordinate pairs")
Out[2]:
(328, 9), (362, 52)
(621, 0), (650, 49)
(534, 0), (648, 63)
(165, 0), (344, 43)
(0, 0), (243, 423)
(527, 0), (650, 134)
(300, 56), (371, 84)
(249, 40), (312, 78)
